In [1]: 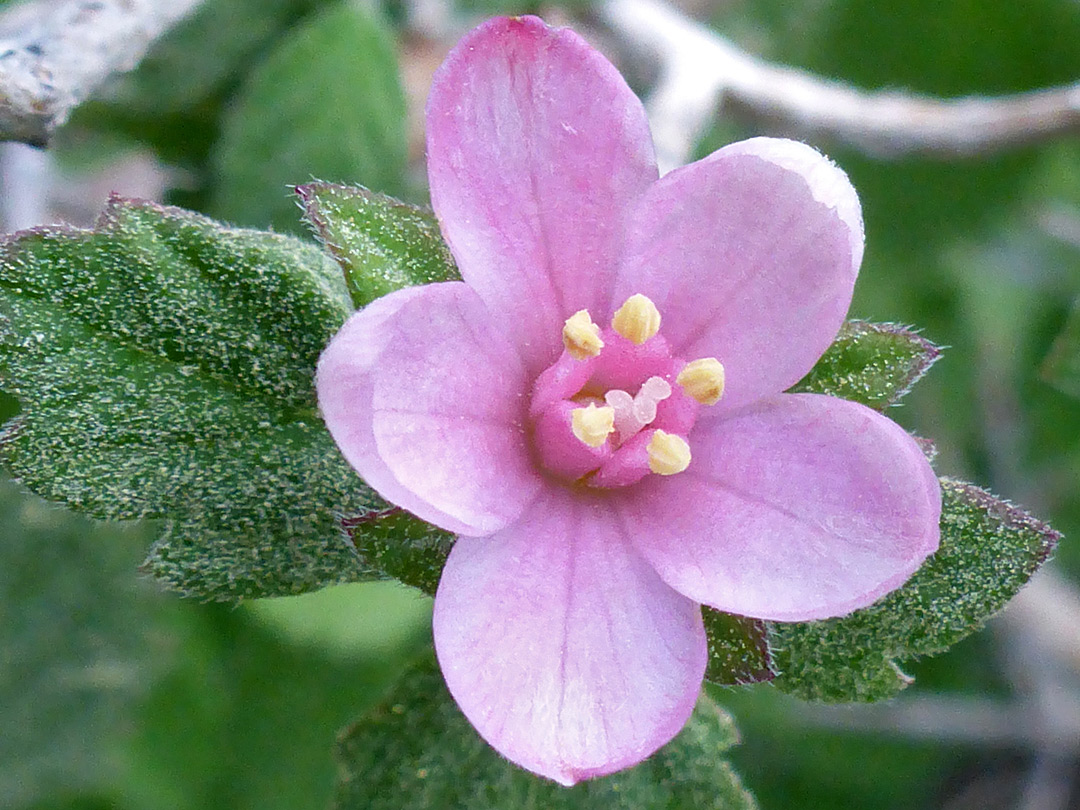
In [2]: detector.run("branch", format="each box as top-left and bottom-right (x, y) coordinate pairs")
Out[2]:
(0, 0), (204, 146)
(601, 0), (1080, 170)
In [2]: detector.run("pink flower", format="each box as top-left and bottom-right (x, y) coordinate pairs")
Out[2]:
(317, 16), (940, 785)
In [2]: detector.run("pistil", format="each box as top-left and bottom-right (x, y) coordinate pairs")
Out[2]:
(605, 376), (672, 444)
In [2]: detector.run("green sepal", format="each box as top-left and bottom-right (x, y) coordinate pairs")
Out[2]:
(334, 655), (757, 809)
(791, 320), (941, 409)
(342, 507), (454, 596)
(703, 608), (775, 685)
(769, 478), (1059, 702)
(297, 181), (460, 307)
(0, 196), (380, 600)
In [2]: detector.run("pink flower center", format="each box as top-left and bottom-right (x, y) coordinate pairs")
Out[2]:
(529, 294), (725, 488)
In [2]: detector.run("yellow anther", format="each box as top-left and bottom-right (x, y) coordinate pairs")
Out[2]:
(562, 309), (604, 360)
(571, 403), (615, 448)
(647, 430), (691, 475)
(676, 358), (726, 405)
(612, 294), (661, 345)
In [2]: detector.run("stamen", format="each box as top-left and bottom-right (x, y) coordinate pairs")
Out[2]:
(676, 358), (726, 405)
(562, 309), (604, 360)
(612, 294), (661, 345)
(647, 430), (691, 475)
(571, 403), (615, 448)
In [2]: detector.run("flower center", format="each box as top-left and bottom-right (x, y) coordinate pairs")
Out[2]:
(530, 294), (725, 488)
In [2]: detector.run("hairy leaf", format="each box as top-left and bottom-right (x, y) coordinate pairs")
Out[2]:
(0, 197), (378, 600)
(790, 320), (941, 409)
(770, 479), (1060, 702)
(334, 656), (757, 810)
(212, 4), (407, 232)
(297, 182), (460, 307)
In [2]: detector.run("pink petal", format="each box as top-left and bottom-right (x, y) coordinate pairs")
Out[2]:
(620, 393), (941, 622)
(613, 137), (863, 413)
(427, 16), (658, 374)
(433, 486), (706, 785)
(317, 282), (543, 536)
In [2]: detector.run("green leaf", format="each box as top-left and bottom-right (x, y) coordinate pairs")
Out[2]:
(703, 609), (775, 685)
(297, 182), (460, 307)
(0, 477), (162, 805)
(1042, 298), (1080, 398)
(0, 196), (380, 600)
(790, 320), (941, 409)
(211, 3), (407, 232)
(334, 656), (757, 810)
(770, 478), (1060, 702)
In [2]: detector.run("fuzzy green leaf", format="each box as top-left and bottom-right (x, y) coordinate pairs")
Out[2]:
(791, 320), (941, 409)
(334, 656), (757, 810)
(0, 197), (379, 600)
(703, 609), (775, 686)
(770, 478), (1059, 702)
(1042, 299), (1080, 398)
(211, 3), (407, 232)
(297, 182), (460, 307)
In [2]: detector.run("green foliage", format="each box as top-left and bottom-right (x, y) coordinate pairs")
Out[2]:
(297, 182), (459, 307)
(770, 479), (1060, 702)
(334, 655), (757, 810)
(720, 683), (961, 810)
(121, 590), (430, 810)
(1043, 299), (1080, 398)
(0, 197), (378, 600)
(74, 0), (333, 167)
(0, 477), (160, 806)
(790, 320), (941, 409)
(211, 4), (407, 232)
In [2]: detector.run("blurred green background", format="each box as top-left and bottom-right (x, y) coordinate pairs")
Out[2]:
(2, 0), (1080, 807)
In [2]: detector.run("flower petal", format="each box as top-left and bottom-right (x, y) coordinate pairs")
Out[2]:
(613, 137), (863, 413)
(427, 15), (658, 374)
(317, 282), (542, 536)
(433, 487), (706, 785)
(620, 393), (940, 621)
